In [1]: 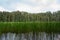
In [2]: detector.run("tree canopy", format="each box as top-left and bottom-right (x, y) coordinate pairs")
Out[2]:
(0, 11), (60, 22)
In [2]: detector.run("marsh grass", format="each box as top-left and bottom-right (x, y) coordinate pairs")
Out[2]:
(0, 22), (60, 34)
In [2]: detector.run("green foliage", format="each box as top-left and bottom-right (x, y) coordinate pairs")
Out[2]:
(0, 11), (60, 22)
(0, 22), (60, 34)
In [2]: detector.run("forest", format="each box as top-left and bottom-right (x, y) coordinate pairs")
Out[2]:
(0, 11), (60, 22)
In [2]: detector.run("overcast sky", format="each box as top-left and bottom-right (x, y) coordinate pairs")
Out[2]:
(0, 0), (60, 13)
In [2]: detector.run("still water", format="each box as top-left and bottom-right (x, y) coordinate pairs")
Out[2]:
(0, 32), (60, 40)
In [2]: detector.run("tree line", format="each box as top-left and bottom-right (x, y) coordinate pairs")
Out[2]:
(0, 11), (60, 22)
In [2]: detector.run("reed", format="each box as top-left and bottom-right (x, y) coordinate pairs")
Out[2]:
(0, 22), (60, 34)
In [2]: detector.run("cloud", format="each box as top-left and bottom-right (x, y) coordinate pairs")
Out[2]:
(0, 6), (9, 12)
(48, 0), (60, 12)
(2, 0), (60, 13)
(0, 6), (6, 11)
(11, 3), (44, 13)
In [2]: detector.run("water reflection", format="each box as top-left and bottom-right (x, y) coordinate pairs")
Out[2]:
(0, 32), (60, 40)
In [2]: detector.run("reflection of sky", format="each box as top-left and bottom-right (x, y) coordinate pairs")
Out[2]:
(0, 0), (60, 13)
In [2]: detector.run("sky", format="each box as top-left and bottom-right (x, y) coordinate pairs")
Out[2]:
(0, 0), (60, 13)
